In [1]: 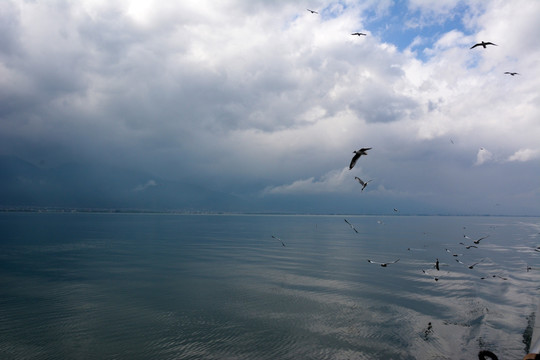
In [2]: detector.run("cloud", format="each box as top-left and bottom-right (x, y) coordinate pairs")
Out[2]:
(507, 148), (540, 162)
(474, 148), (493, 166)
(133, 179), (157, 192)
(264, 167), (357, 195)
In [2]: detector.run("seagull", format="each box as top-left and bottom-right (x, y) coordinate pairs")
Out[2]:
(349, 147), (371, 170)
(468, 260), (484, 269)
(351, 32), (366, 36)
(470, 41), (497, 49)
(354, 177), (372, 191)
(307, 9), (318, 14)
(459, 242), (478, 249)
(344, 218), (359, 233)
(456, 259), (464, 264)
(504, 72), (519, 76)
(435, 258), (440, 271)
(393, 208), (398, 212)
(367, 259), (399, 267)
(271, 235), (286, 247)
(473, 235), (489, 244)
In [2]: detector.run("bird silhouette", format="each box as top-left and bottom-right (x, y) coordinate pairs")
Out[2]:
(368, 259), (400, 267)
(349, 147), (371, 169)
(307, 9), (318, 14)
(504, 72), (519, 76)
(473, 235), (489, 244)
(468, 259), (484, 269)
(271, 235), (286, 247)
(470, 41), (497, 49)
(354, 177), (372, 191)
(344, 219), (359, 233)
(351, 32), (366, 36)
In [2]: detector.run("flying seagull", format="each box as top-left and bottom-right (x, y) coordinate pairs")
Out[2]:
(470, 41), (497, 49)
(504, 72), (519, 76)
(271, 235), (286, 247)
(459, 242), (478, 249)
(468, 260), (484, 269)
(349, 147), (371, 170)
(354, 177), (372, 191)
(307, 9), (318, 14)
(473, 235), (489, 244)
(344, 218), (359, 233)
(351, 32), (366, 36)
(368, 259), (400, 267)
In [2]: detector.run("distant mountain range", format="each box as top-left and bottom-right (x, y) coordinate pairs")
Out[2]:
(0, 156), (241, 211)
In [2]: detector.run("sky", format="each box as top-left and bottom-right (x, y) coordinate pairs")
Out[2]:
(1, 0), (539, 215)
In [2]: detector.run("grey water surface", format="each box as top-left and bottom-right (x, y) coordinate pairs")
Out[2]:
(1, 213), (539, 359)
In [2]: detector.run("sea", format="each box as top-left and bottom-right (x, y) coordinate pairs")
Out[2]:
(1, 213), (539, 360)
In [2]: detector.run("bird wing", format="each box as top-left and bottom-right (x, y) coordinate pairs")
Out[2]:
(355, 177), (366, 185)
(485, 42), (497, 46)
(470, 43), (480, 49)
(360, 147), (372, 152)
(475, 235), (489, 243)
(349, 153), (360, 169)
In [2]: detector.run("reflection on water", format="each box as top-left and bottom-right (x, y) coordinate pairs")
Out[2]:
(0, 213), (539, 359)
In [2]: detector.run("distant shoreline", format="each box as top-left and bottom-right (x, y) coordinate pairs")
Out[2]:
(0, 207), (537, 217)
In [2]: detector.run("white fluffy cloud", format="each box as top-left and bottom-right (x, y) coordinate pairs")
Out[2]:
(507, 148), (540, 162)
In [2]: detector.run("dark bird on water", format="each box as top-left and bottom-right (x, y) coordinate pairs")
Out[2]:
(349, 147), (371, 169)
(344, 219), (359, 233)
(351, 32), (366, 36)
(307, 9), (318, 14)
(435, 258), (440, 271)
(271, 235), (286, 247)
(354, 177), (372, 191)
(368, 259), (400, 267)
(504, 72), (519, 76)
(470, 41), (497, 49)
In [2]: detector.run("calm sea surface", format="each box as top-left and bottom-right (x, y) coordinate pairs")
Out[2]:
(1, 213), (539, 359)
